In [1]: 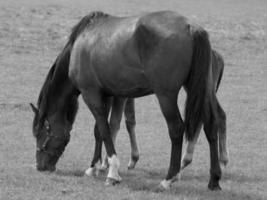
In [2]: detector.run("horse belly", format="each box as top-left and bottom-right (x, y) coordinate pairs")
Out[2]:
(93, 59), (152, 97)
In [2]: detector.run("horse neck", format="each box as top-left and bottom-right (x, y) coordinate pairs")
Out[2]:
(42, 45), (80, 121)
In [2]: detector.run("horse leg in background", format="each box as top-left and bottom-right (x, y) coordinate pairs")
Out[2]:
(85, 98), (112, 176)
(212, 50), (228, 167)
(181, 124), (202, 170)
(180, 50), (228, 172)
(82, 91), (121, 185)
(204, 116), (222, 190)
(156, 93), (184, 190)
(100, 97), (126, 171)
(85, 124), (102, 176)
(217, 102), (228, 166)
(124, 98), (139, 169)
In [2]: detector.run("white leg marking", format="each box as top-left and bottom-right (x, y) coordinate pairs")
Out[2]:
(85, 160), (103, 177)
(107, 155), (121, 181)
(85, 166), (96, 177)
(176, 172), (182, 180)
(159, 175), (179, 190)
(127, 159), (136, 170)
(160, 179), (172, 190)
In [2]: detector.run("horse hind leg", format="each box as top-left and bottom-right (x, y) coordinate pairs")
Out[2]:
(204, 117), (222, 190)
(86, 97), (112, 173)
(100, 97), (126, 171)
(156, 93), (184, 190)
(181, 124), (202, 170)
(81, 90), (121, 185)
(124, 98), (139, 170)
(217, 103), (229, 167)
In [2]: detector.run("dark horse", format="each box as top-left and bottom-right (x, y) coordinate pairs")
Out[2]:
(30, 11), (226, 190)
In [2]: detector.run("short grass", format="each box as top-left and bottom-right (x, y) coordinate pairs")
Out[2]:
(0, 0), (267, 199)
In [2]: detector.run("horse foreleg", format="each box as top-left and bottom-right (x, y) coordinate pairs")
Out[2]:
(82, 91), (121, 185)
(204, 118), (222, 190)
(85, 124), (103, 176)
(124, 98), (139, 169)
(100, 97), (126, 171)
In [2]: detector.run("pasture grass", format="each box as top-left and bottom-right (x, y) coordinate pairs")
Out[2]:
(0, 0), (267, 199)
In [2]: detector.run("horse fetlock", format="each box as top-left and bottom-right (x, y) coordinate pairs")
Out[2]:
(208, 180), (221, 191)
(181, 153), (193, 170)
(127, 152), (139, 170)
(208, 173), (221, 191)
(159, 179), (172, 190)
(159, 176), (178, 190)
(219, 153), (229, 167)
(85, 166), (99, 177)
(107, 155), (121, 181)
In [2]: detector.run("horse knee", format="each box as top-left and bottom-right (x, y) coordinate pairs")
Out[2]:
(94, 125), (101, 140)
(109, 119), (120, 133)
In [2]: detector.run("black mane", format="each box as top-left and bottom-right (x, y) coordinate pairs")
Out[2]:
(69, 11), (109, 45)
(36, 11), (109, 125)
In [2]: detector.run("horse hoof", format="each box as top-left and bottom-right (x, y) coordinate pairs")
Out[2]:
(127, 160), (136, 170)
(98, 165), (108, 172)
(105, 178), (121, 186)
(155, 184), (166, 192)
(85, 167), (96, 177)
(208, 183), (222, 191)
(159, 179), (172, 190)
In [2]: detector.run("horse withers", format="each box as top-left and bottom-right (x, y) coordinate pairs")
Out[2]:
(30, 11), (225, 190)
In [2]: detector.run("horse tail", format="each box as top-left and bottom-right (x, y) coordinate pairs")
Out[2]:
(212, 50), (224, 92)
(184, 26), (223, 141)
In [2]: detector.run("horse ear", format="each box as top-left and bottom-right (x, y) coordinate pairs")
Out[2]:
(29, 103), (38, 115)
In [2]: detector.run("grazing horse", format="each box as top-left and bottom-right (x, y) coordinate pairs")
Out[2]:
(92, 49), (228, 174)
(30, 11), (225, 190)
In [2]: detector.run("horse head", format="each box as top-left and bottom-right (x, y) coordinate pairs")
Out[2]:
(30, 103), (72, 172)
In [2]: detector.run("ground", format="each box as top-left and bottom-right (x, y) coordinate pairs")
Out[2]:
(0, 0), (267, 199)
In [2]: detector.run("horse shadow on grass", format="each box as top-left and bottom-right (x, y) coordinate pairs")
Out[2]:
(119, 167), (265, 200)
(55, 169), (84, 177)
(53, 167), (265, 199)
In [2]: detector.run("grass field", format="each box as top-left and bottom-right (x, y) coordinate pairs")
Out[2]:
(0, 0), (267, 199)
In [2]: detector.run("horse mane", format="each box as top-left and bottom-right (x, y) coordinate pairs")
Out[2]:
(36, 11), (109, 124)
(69, 11), (109, 45)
